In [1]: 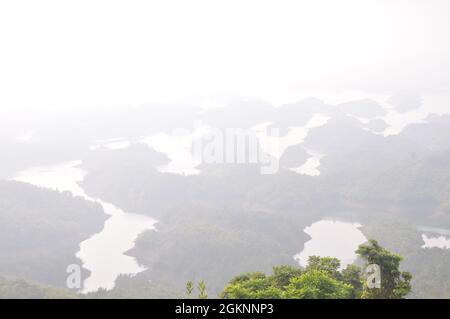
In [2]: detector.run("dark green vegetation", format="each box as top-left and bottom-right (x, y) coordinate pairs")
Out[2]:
(222, 265), (354, 299)
(220, 240), (411, 299)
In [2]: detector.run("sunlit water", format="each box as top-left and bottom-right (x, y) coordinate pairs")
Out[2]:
(16, 130), (36, 143)
(13, 161), (157, 293)
(90, 137), (131, 150)
(291, 149), (324, 177)
(141, 126), (209, 176)
(417, 226), (450, 250)
(294, 220), (367, 269)
(85, 93), (450, 178)
(421, 234), (450, 250)
(138, 114), (330, 176)
(253, 114), (330, 159)
(311, 91), (450, 136)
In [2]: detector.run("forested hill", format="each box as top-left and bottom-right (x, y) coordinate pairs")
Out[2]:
(0, 180), (107, 287)
(0, 276), (77, 299)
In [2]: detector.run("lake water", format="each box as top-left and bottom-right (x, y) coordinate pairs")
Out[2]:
(295, 220), (367, 269)
(90, 138), (131, 151)
(418, 225), (450, 250)
(253, 114), (330, 160)
(138, 113), (330, 176)
(141, 126), (209, 176)
(421, 234), (450, 250)
(291, 148), (324, 177)
(83, 94), (450, 178)
(14, 161), (157, 293)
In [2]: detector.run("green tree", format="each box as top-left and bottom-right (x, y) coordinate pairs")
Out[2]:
(284, 270), (353, 299)
(341, 264), (363, 298)
(221, 263), (352, 299)
(356, 239), (412, 299)
(220, 239), (412, 299)
(222, 277), (284, 299)
(270, 265), (303, 288)
(221, 273), (284, 299)
(305, 256), (342, 280)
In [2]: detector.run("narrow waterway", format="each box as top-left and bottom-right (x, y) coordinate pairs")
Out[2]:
(14, 160), (157, 293)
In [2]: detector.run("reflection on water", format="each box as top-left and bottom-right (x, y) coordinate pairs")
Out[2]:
(295, 220), (367, 269)
(14, 161), (157, 293)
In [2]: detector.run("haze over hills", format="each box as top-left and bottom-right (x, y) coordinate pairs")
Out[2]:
(0, 180), (106, 287)
(1, 94), (449, 298)
(1, 0), (450, 301)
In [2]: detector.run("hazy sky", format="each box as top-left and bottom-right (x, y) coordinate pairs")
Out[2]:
(1, 0), (449, 109)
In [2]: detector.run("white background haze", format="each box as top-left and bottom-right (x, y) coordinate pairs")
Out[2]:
(1, 0), (450, 110)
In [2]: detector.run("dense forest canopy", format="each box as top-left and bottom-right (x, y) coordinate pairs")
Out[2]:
(219, 240), (411, 299)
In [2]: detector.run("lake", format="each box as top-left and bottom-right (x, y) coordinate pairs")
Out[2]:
(14, 161), (157, 293)
(295, 220), (367, 269)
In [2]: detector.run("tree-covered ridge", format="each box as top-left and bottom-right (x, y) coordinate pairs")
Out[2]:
(221, 240), (411, 299)
(360, 218), (450, 299)
(0, 180), (107, 286)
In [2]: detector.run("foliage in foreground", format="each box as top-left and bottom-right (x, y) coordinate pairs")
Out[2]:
(220, 239), (412, 299)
